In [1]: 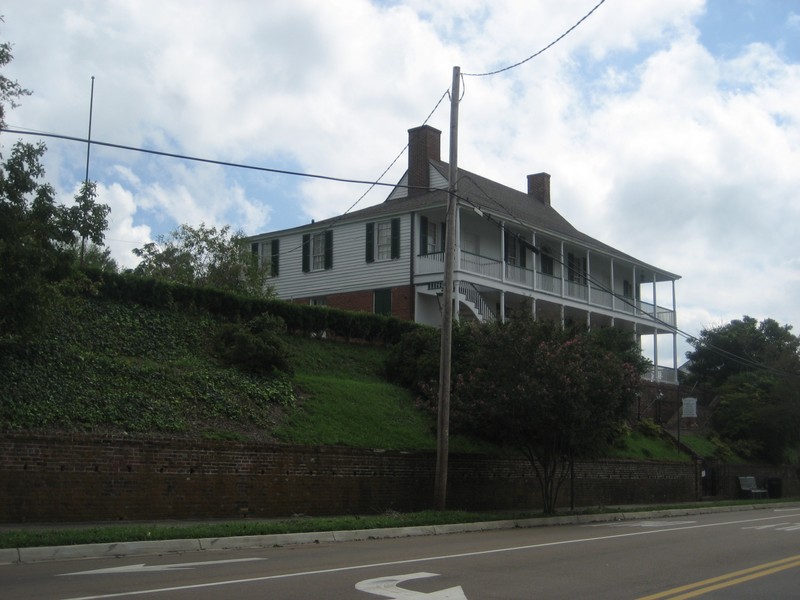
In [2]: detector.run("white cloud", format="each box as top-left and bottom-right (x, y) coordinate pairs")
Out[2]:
(2, 0), (799, 342)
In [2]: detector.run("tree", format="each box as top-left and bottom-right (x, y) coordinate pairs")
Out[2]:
(447, 317), (645, 514)
(0, 141), (75, 336)
(0, 22), (31, 133)
(132, 223), (271, 297)
(686, 316), (799, 388)
(68, 180), (110, 267)
(687, 316), (800, 463)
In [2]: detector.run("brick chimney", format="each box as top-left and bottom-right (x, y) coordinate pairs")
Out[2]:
(407, 125), (441, 197)
(527, 172), (551, 206)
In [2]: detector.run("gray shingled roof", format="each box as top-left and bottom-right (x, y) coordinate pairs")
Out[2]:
(252, 159), (680, 280)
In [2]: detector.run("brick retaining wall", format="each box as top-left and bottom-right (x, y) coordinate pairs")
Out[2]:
(0, 433), (795, 523)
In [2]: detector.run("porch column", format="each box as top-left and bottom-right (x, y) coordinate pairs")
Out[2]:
(560, 304), (565, 329)
(672, 278), (678, 382)
(560, 241), (565, 298)
(500, 290), (506, 322)
(610, 258), (616, 312)
(532, 297), (537, 320)
(587, 250), (592, 304)
(652, 272), (657, 319)
(653, 329), (659, 382)
(500, 222), (506, 283)
(455, 203), (462, 271)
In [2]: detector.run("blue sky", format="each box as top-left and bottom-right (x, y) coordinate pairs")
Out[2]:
(2, 0), (799, 361)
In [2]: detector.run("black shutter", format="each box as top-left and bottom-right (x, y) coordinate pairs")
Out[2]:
(503, 231), (509, 262)
(520, 241), (527, 269)
(365, 222), (375, 263)
(324, 230), (333, 270)
(419, 215), (428, 255)
(440, 222), (446, 253)
(270, 239), (280, 276)
(390, 218), (400, 259)
(251, 242), (259, 256)
(302, 234), (310, 272)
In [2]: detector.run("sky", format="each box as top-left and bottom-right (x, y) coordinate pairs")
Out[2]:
(2, 0), (799, 363)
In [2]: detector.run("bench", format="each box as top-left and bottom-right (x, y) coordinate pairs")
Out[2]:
(738, 476), (768, 499)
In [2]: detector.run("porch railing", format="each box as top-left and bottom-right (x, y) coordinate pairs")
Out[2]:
(416, 250), (676, 327)
(645, 365), (678, 384)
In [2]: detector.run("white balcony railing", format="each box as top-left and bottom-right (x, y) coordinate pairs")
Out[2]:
(416, 250), (676, 327)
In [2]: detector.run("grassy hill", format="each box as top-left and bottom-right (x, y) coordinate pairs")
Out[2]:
(0, 295), (488, 452)
(0, 294), (689, 460)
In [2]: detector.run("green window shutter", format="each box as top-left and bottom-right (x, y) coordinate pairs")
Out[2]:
(324, 230), (333, 270)
(302, 234), (310, 273)
(270, 239), (280, 276)
(365, 222), (375, 263)
(390, 218), (400, 259)
(520, 241), (527, 269)
(251, 242), (259, 256)
(440, 222), (446, 253)
(374, 288), (392, 316)
(419, 215), (428, 256)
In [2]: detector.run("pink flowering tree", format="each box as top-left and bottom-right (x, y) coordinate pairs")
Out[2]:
(450, 316), (647, 514)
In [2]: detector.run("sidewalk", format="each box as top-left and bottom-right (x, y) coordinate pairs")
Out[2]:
(2, 502), (797, 565)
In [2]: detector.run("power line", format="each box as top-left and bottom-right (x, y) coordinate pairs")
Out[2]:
(0, 127), (412, 190)
(463, 0), (607, 77)
(451, 178), (800, 380)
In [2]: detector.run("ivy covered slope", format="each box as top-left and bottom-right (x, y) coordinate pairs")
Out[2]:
(0, 296), (296, 440)
(0, 294), (476, 451)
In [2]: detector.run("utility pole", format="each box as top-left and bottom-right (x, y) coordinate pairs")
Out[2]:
(85, 76), (95, 184)
(434, 66), (460, 510)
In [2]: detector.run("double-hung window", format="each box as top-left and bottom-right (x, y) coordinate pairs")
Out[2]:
(365, 218), (400, 263)
(302, 231), (333, 272)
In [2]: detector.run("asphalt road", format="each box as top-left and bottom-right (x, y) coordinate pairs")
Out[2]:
(3, 506), (800, 599)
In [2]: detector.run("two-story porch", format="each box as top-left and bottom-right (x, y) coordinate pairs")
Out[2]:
(412, 205), (681, 384)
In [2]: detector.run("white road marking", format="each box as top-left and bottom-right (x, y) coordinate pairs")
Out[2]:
(355, 572), (467, 599)
(742, 523), (789, 530)
(593, 520), (696, 528)
(60, 558), (266, 576)
(62, 510), (800, 600)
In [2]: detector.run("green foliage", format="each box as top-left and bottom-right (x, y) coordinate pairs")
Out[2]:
(212, 315), (292, 376)
(67, 181), (110, 267)
(687, 316), (800, 464)
(384, 325), (441, 393)
(132, 223), (272, 298)
(0, 141), (76, 337)
(437, 317), (647, 513)
(0, 26), (31, 131)
(0, 297), (295, 434)
(686, 316), (799, 388)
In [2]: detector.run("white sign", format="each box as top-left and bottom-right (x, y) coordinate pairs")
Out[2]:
(682, 397), (698, 418)
(356, 572), (468, 599)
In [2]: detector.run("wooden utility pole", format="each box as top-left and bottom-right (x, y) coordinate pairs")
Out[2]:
(434, 66), (460, 510)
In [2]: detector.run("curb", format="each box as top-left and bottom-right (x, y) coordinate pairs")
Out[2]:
(3, 502), (798, 564)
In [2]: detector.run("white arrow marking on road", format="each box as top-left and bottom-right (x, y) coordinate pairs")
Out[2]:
(60, 558), (265, 576)
(742, 523), (788, 530)
(355, 572), (467, 599)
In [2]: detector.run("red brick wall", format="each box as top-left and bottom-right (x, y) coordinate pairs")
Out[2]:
(1, 433), (796, 523)
(295, 286), (415, 321)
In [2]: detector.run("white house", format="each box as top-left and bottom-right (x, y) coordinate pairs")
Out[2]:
(248, 125), (681, 384)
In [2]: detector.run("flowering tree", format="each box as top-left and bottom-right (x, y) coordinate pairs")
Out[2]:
(449, 316), (646, 514)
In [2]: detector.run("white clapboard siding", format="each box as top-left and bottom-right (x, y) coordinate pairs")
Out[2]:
(269, 215), (412, 300)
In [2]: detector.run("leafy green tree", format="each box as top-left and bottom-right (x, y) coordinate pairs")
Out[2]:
(132, 223), (271, 297)
(68, 180), (111, 267)
(687, 316), (800, 463)
(447, 318), (645, 513)
(0, 23), (31, 133)
(0, 141), (75, 336)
